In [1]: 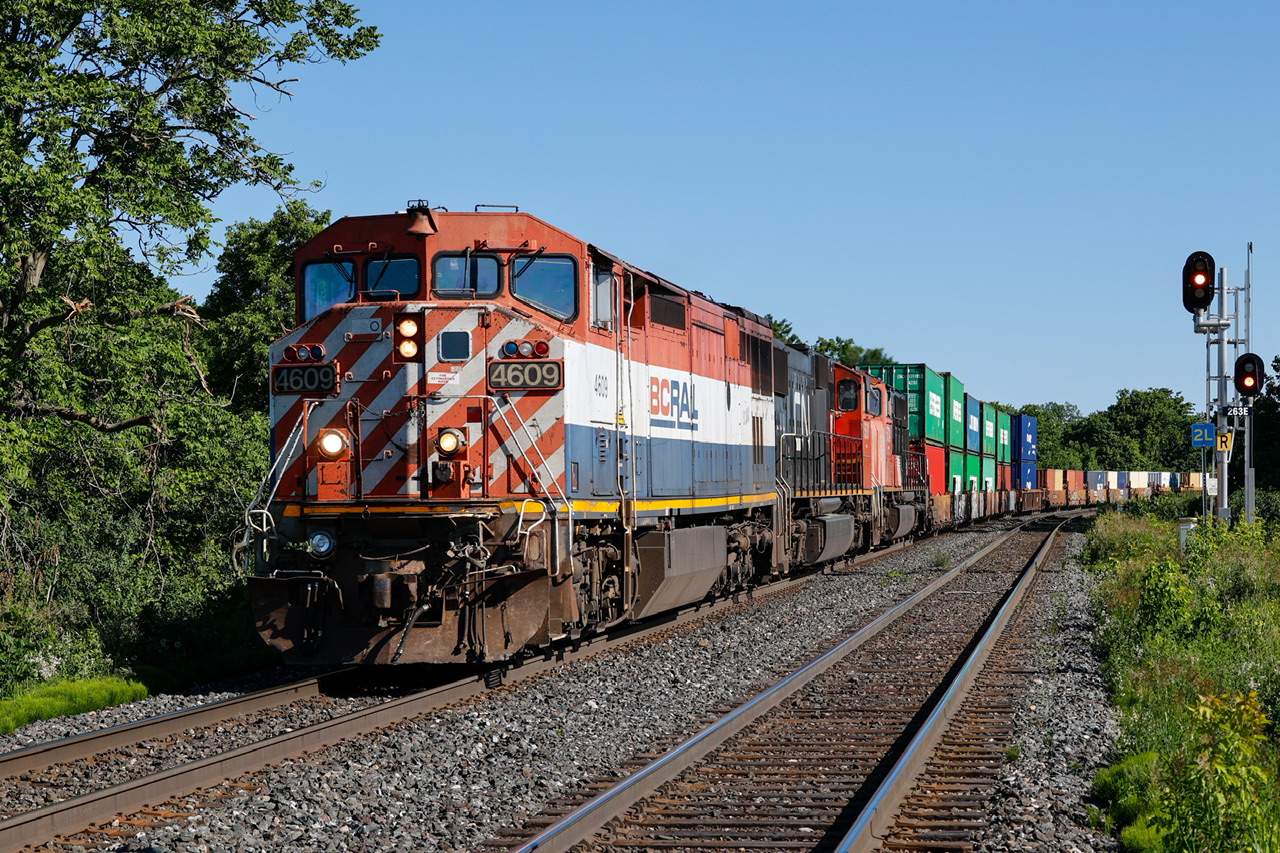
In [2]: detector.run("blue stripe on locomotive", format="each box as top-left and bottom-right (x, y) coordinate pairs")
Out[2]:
(566, 425), (775, 504)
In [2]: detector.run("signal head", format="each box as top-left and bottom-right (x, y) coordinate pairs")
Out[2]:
(1182, 251), (1216, 313)
(1234, 352), (1265, 401)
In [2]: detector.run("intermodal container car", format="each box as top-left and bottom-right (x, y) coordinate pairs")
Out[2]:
(965, 395), (982, 453)
(922, 441), (947, 495)
(1011, 414), (1038, 462)
(981, 455), (996, 491)
(943, 373), (966, 450)
(981, 402), (998, 457)
(860, 364), (946, 445)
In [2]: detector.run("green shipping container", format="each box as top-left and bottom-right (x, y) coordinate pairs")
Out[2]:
(981, 455), (996, 491)
(860, 363), (946, 445)
(965, 452), (983, 491)
(941, 372), (966, 450)
(981, 402), (998, 457)
(946, 449), (967, 492)
(997, 411), (1012, 463)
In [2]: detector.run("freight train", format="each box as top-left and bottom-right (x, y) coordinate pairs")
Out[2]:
(244, 202), (1192, 665)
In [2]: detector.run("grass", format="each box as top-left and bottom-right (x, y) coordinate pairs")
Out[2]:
(0, 677), (148, 735)
(1083, 513), (1280, 852)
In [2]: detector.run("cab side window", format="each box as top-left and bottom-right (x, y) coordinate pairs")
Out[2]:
(513, 254), (576, 319)
(302, 260), (354, 321)
(837, 379), (860, 412)
(867, 387), (883, 417)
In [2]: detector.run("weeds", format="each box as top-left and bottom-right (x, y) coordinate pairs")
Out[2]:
(1084, 515), (1280, 851)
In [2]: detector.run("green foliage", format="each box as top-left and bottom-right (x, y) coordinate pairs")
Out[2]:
(1122, 492), (1202, 522)
(1092, 751), (1161, 837)
(199, 201), (330, 413)
(768, 315), (804, 346)
(0, 677), (148, 735)
(1119, 814), (1165, 853)
(0, 604), (55, 697)
(0, 3), (376, 700)
(1086, 516), (1280, 852)
(814, 335), (895, 367)
(1229, 490), (1280, 524)
(1157, 692), (1280, 853)
(765, 316), (894, 364)
(1016, 389), (1198, 473)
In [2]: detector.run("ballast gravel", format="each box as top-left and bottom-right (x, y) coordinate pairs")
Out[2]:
(0, 521), (1123, 853)
(974, 532), (1119, 853)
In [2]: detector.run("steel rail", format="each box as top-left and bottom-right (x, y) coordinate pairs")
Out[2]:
(835, 515), (1069, 852)
(0, 519), (1030, 853)
(0, 544), (837, 853)
(0, 673), (344, 778)
(0, 670), (503, 853)
(503, 522), (1033, 853)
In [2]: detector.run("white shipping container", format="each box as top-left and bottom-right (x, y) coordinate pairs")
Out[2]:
(1106, 471), (1119, 489)
(1129, 471), (1150, 489)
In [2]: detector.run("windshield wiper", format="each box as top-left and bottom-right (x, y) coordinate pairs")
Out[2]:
(513, 247), (547, 278)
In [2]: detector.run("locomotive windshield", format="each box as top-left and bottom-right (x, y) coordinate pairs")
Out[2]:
(364, 256), (420, 300)
(433, 254), (500, 296)
(302, 260), (354, 320)
(512, 254), (576, 319)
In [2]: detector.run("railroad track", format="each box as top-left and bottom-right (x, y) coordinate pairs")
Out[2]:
(0, 545), (846, 853)
(483, 515), (1074, 853)
(0, 520), (1044, 853)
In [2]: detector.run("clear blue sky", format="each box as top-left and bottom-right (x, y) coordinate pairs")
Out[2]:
(186, 0), (1278, 416)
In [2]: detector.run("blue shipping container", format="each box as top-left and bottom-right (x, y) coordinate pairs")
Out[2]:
(1016, 461), (1038, 490)
(1086, 470), (1107, 489)
(1011, 414), (1038, 463)
(964, 394), (982, 453)
(1117, 471), (1128, 489)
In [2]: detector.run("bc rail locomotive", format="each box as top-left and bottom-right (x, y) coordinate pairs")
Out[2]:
(245, 201), (1188, 665)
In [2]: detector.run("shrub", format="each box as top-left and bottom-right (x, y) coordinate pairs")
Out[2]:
(1156, 692), (1280, 853)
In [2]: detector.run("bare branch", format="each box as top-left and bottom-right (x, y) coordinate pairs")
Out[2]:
(14, 398), (158, 434)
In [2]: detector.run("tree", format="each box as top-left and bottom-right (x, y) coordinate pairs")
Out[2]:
(1, 1), (378, 432)
(814, 335), (895, 367)
(1014, 402), (1086, 470)
(0, 2), (378, 693)
(768, 315), (804, 347)
(200, 201), (330, 413)
(1101, 388), (1199, 471)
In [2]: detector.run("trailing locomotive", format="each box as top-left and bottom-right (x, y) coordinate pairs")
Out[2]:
(244, 201), (1186, 665)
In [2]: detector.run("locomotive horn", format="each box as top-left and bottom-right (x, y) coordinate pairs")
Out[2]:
(406, 208), (437, 237)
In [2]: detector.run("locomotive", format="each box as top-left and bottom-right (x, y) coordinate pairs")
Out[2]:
(244, 201), (1180, 666)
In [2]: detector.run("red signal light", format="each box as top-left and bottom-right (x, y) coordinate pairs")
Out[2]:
(1182, 251), (1216, 313)
(1234, 352), (1264, 400)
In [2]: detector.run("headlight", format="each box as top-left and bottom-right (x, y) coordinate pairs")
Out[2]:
(308, 530), (336, 558)
(398, 318), (419, 338)
(436, 428), (465, 457)
(319, 430), (347, 458)
(398, 339), (419, 359)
